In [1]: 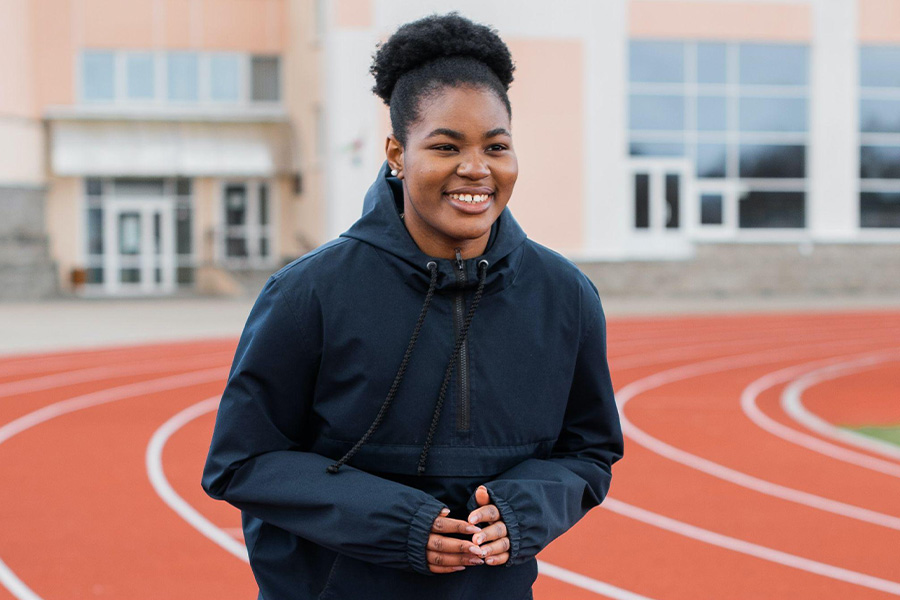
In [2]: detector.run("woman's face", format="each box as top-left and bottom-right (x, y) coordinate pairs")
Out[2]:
(386, 85), (518, 260)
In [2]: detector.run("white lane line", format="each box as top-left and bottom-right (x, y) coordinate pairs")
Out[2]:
(603, 498), (900, 595)
(146, 396), (249, 563)
(0, 351), (232, 399)
(149, 397), (659, 600)
(0, 367), (228, 600)
(742, 351), (900, 478)
(783, 356), (900, 461)
(616, 340), (900, 531)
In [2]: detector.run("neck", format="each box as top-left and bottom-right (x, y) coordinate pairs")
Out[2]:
(402, 216), (490, 260)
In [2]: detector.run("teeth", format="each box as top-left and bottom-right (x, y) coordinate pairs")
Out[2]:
(448, 193), (491, 204)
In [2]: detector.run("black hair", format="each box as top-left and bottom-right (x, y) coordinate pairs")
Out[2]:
(370, 12), (515, 146)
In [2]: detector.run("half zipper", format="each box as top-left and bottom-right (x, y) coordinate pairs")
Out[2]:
(453, 248), (470, 432)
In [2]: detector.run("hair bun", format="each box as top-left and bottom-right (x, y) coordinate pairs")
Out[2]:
(370, 12), (515, 104)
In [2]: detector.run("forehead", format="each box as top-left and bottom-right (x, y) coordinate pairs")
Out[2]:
(412, 85), (510, 137)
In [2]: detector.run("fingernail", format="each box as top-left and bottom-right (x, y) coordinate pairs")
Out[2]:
(452, 566), (466, 572)
(473, 534), (484, 544)
(469, 558), (484, 566)
(468, 546), (482, 555)
(486, 557), (496, 565)
(466, 525), (480, 534)
(440, 508), (450, 516)
(468, 515), (478, 524)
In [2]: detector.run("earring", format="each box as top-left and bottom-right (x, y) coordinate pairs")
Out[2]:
(390, 169), (399, 177)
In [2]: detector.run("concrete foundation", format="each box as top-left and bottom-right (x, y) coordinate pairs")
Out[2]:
(0, 186), (58, 300)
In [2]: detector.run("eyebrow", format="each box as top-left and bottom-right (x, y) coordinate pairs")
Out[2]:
(424, 127), (511, 140)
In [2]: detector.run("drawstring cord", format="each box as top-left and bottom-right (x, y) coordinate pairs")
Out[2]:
(417, 259), (489, 475)
(326, 261), (439, 474)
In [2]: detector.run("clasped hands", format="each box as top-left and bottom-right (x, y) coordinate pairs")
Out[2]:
(427, 485), (511, 573)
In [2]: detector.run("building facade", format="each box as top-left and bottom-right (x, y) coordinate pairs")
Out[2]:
(1, 0), (899, 299)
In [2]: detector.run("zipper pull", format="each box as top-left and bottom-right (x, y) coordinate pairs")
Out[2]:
(454, 248), (464, 272)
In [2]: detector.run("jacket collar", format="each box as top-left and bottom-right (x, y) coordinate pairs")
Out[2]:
(341, 161), (527, 293)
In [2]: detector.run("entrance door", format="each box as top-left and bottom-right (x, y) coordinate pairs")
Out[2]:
(628, 158), (693, 258)
(103, 199), (175, 294)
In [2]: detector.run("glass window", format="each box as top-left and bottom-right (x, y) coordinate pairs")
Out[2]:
(251, 56), (280, 102)
(225, 184), (247, 225)
(860, 46), (900, 88)
(210, 54), (241, 101)
(860, 192), (900, 227)
(176, 178), (192, 196)
(700, 194), (724, 225)
(665, 174), (680, 228)
(739, 191), (805, 228)
(226, 237), (248, 257)
(168, 52), (199, 101)
(86, 178), (103, 197)
(259, 184), (269, 225)
(114, 178), (165, 197)
(177, 267), (195, 285)
(697, 96), (727, 131)
(629, 41), (684, 83)
(739, 97), (807, 132)
(86, 268), (104, 284)
(740, 145), (806, 178)
(635, 174), (650, 229)
(176, 206), (192, 255)
(82, 51), (115, 101)
(697, 43), (727, 84)
(87, 208), (104, 255)
(860, 146), (900, 179)
(126, 53), (155, 100)
(629, 95), (685, 130)
(629, 141), (685, 157)
(739, 43), (807, 86)
(697, 144), (727, 178)
(860, 99), (900, 133)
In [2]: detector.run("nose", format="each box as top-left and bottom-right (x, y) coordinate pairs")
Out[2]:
(457, 153), (490, 180)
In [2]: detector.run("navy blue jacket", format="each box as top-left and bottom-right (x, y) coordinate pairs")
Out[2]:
(201, 162), (623, 600)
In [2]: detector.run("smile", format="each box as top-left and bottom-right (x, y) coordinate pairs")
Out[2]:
(446, 193), (492, 204)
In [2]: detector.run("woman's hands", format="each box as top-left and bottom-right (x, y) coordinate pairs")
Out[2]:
(426, 485), (511, 573)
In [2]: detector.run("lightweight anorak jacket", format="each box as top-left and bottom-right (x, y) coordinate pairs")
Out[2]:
(201, 162), (624, 600)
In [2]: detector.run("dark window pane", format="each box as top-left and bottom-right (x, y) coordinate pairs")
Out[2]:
(739, 191), (805, 228)
(155, 267), (162, 283)
(697, 42), (727, 84)
(860, 146), (900, 179)
(118, 212), (141, 255)
(665, 174), (680, 228)
(176, 177), (192, 196)
(120, 268), (141, 283)
(177, 267), (195, 285)
(629, 95), (685, 130)
(697, 144), (727, 178)
(251, 56), (280, 102)
(861, 192), (900, 227)
(176, 207), (192, 255)
(629, 40), (684, 83)
(225, 184), (247, 225)
(629, 141), (685, 157)
(260, 237), (269, 257)
(740, 97), (807, 132)
(739, 43), (808, 86)
(86, 268), (104, 284)
(697, 96), (727, 131)
(634, 174), (649, 229)
(226, 237), (248, 257)
(259, 184), (269, 225)
(86, 178), (103, 196)
(153, 213), (161, 255)
(114, 178), (165, 197)
(87, 208), (103, 255)
(860, 46), (900, 88)
(740, 145), (805, 178)
(700, 194), (724, 225)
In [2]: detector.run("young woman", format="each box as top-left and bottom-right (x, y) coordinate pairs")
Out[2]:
(202, 12), (623, 600)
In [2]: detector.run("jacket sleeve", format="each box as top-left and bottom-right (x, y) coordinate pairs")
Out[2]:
(201, 274), (446, 575)
(467, 284), (623, 566)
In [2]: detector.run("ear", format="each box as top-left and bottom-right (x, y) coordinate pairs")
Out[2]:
(385, 134), (404, 179)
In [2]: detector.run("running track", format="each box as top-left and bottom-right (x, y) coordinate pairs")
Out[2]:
(1, 311), (898, 599)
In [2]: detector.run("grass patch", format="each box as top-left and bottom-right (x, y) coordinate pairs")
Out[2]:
(847, 425), (900, 447)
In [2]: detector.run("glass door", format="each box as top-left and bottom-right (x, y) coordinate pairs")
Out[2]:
(628, 158), (693, 258)
(103, 199), (174, 294)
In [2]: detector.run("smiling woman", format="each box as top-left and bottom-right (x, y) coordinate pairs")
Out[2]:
(201, 11), (623, 600)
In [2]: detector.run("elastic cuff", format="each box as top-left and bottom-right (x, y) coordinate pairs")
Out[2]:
(483, 485), (521, 567)
(406, 499), (445, 576)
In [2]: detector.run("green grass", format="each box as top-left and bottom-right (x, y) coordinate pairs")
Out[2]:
(846, 425), (900, 447)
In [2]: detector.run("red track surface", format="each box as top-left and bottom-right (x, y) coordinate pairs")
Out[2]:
(1, 312), (899, 599)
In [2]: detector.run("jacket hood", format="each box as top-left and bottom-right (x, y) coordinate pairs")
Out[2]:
(341, 161), (527, 293)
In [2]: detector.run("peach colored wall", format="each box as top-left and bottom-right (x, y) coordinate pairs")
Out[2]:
(859, 0), (900, 43)
(335, 0), (373, 30)
(505, 38), (584, 252)
(202, 0), (284, 52)
(630, 1), (811, 41)
(45, 177), (80, 289)
(0, 0), (35, 118)
(164, 0), (193, 48)
(82, 0), (155, 48)
(0, 122), (45, 185)
(32, 0), (76, 108)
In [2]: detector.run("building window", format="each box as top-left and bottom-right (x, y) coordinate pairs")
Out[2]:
(860, 46), (900, 228)
(628, 40), (809, 229)
(221, 181), (275, 267)
(79, 50), (281, 106)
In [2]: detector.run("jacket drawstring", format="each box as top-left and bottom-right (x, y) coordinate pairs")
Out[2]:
(417, 259), (489, 475)
(326, 261), (439, 474)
